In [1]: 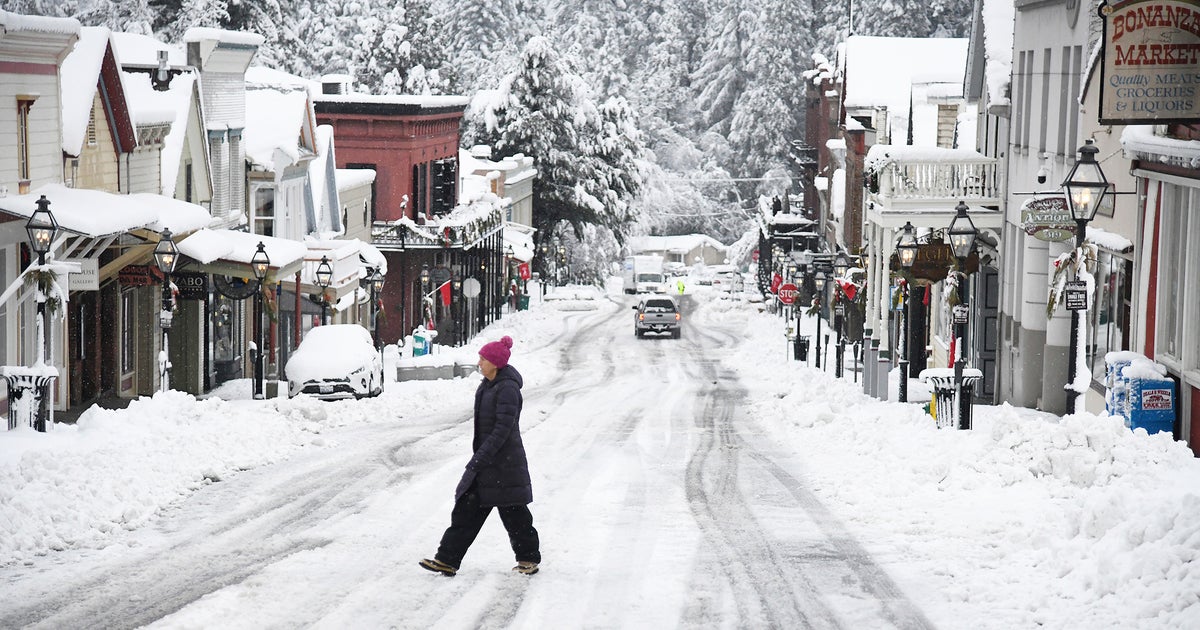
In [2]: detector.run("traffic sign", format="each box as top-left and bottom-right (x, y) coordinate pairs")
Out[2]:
(778, 283), (798, 304)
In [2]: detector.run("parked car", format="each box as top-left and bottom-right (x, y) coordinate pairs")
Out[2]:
(286, 324), (384, 400)
(633, 296), (681, 339)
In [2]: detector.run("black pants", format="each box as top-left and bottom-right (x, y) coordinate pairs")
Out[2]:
(435, 485), (541, 568)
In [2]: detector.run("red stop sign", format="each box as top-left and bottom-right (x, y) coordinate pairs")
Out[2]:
(778, 283), (799, 304)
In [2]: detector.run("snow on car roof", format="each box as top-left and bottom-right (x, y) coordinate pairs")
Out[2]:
(285, 325), (377, 383)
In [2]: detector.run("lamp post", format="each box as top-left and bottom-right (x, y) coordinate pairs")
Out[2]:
(896, 222), (918, 403)
(833, 252), (850, 378)
(315, 256), (333, 325)
(814, 270), (826, 369)
(369, 267), (384, 350)
(948, 201), (979, 429)
(153, 229), (178, 392)
(420, 263), (431, 328)
(1061, 139), (1109, 413)
(452, 269), (463, 345)
(26, 196), (58, 431)
(250, 242), (270, 400)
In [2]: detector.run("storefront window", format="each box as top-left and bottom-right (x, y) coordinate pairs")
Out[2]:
(1156, 184), (1199, 368)
(1089, 251), (1132, 382)
(213, 295), (239, 362)
(121, 290), (134, 374)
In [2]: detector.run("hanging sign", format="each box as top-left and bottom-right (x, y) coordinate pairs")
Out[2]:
(1098, 0), (1200, 124)
(1065, 280), (1089, 310)
(174, 272), (209, 300)
(769, 273), (782, 294)
(953, 304), (970, 324)
(518, 262), (531, 281)
(891, 244), (980, 285)
(1020, 197), (1076, 242)
(65, 258), (99, 291)
(118, 265), (162, 287)
(214, 274), (259, 300)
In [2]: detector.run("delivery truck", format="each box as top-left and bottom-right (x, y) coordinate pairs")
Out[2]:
(622, 255), (666, 294)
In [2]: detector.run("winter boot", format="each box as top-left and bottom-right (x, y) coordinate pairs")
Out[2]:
(512, 561), (539, 575)
(419, 558), (457, 576)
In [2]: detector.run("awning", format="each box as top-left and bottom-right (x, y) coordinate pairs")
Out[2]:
(0, 183), (210, 237)
(296, 238), (388, 304)
(503, 223), (536, 262)
(176, 228), (306, 281)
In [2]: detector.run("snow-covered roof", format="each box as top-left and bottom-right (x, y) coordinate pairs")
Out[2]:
(0, 10), (80, 35)
(503, 224), (536, 262)
(301, 238), (387, 285)
(60, 27), (113, 156)
(0, 184), (209, 237)
(182, 27), (264, 47)
(1121, 126), (1200, 169)
(120, 69), (196, 195)
(982, 0), (1015, 106)
(841, 36), (969, 126)
(314, 93), (470, 108)
(865, 144), (993, 174)
(177, 228), (306, 270)
(109, 31), (185, 67)
(244, 80), (312, 170)
(830, 169), (846, 219)
(628, 234), (728, 255)
(335, 168), (375, 191)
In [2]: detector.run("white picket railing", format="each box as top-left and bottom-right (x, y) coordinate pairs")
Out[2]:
(875, 160), (999, 203)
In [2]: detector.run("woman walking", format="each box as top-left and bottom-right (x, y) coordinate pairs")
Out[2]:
(420, 336), (541, 576)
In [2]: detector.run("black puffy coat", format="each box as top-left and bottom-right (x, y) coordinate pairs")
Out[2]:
(469, 365), (532, 506)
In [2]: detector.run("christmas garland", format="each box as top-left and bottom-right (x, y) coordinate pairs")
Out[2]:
(23, 268), (62, 315)
(1046, 243), (1096, 317)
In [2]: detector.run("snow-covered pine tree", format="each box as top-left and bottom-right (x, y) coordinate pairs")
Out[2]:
(161, 0), (229, 42)
(728, 0), (814, 184)
(854, 0), (934, 39)
(691, 0), (753, 136)
(480, 36), (641, 242)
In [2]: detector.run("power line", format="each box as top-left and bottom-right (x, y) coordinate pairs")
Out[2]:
(657, 174), (796, 181)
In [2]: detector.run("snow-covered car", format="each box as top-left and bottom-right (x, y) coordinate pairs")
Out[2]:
(286, 324), (384, 400)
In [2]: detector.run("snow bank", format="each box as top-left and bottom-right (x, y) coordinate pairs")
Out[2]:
(695, 299), (1200, 629)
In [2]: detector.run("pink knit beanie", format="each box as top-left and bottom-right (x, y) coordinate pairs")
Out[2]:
(479, 335), (513, 368)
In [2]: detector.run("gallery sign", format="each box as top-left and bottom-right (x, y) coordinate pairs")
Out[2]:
(1099, 0), (1200, 124)
(64, 258), (98, 291)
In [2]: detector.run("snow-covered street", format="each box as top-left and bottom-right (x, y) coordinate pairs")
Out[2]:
(2, 284), (1198, 629)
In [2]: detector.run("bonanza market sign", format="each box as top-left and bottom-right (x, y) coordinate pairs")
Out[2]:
(1020, 197), (1076, 242)
(1099, 0), (1200, 124)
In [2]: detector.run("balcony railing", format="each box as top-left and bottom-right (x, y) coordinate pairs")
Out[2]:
(866, 147), (1000, 207)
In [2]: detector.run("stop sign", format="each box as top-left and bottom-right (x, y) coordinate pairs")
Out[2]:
(778, 283), (799, 304)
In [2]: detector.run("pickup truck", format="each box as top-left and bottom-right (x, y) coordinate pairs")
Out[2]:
(633, 296), (681, 339)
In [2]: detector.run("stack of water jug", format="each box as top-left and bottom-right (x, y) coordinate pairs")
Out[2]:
(1104, 351), (1175, 436)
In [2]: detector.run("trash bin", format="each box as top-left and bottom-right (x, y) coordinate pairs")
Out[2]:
(517, 295), (530, 311)
(796, 335), (810, 361)
(1127, 376), (1175, 436)
(919, 368), (981, 430)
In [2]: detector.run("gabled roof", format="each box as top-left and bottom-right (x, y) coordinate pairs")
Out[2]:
(244, 66), (317, 171)
(111, 32), (201, 198)
(60, 27), (136, 156)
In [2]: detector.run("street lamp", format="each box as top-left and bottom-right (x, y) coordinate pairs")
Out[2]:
(452, 269), (463, 346)
(250, 242), (270, 400)
(1061, 139), (1109, 413)
(947, 201), (978, 429)
(813, 269), (826, 370)
(556, 245), (566, 286)
(26, 196), (58, 431)
(896, 222), (918, 402)
(315, 255), (333, 325)
(369, 267), (384, 349)
(153, 229), (178, 392)
(831, 252), (851, 378)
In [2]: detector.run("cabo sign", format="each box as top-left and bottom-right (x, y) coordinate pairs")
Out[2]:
(1100, 0), (1200, 123)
